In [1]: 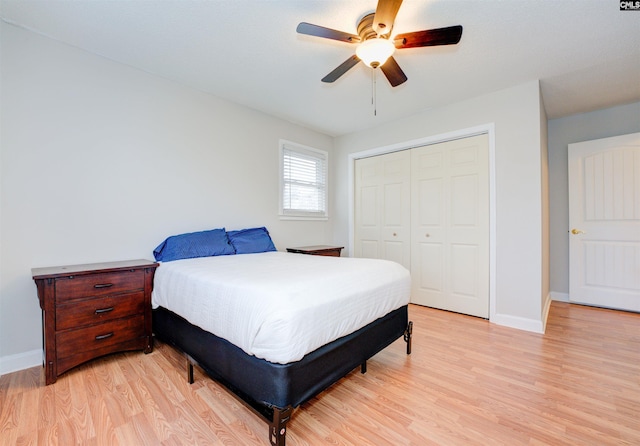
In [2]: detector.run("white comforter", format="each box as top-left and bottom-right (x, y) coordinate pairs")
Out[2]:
(152, 251), (410, 364)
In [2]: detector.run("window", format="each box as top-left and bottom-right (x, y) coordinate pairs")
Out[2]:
(279, 140), (328, 219)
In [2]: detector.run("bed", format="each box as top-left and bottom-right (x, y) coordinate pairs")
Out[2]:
(150, 228), (413, 445)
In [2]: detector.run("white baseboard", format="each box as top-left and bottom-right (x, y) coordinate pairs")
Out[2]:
(550, 291), (570, 302)
(491, 313), (545, 334)
(0, 349), (41, 376)
(491, 292), (557, 334)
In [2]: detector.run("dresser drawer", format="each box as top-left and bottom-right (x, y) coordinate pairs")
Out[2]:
(56, 315), (145, 359)
(56, 291), (145, 331)
(286, 245), (343, 257)
(55, 269), (144, 302)
(308, 249), (342, 257)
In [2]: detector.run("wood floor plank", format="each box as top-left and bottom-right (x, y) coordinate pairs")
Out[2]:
(1, 302), (639, 445)
(35, 380), (56, 434)
(0, 392), (20, 445)
(114, 412), (159, 445)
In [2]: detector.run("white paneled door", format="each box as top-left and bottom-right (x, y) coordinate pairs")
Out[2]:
(568, 133), (640, 311)
(354, 150), (411, 269)
(410, 135), (489, 318)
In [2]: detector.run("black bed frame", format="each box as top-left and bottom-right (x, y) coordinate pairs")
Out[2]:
(153, 305), (413, 445)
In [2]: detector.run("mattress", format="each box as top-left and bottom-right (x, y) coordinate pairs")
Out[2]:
(151, 251), (410, 364)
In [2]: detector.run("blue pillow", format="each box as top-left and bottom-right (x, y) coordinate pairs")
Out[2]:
(153, 228), (235, 262)
(227, 227), (277, 254)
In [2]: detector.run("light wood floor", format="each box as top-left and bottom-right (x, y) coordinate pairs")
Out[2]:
(1, 301), (639, 445)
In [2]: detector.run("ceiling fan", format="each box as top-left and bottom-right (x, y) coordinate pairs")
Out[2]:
(296, 0), (463, 87)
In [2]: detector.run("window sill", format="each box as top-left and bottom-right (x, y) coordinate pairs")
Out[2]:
(279, 214), (328, 221)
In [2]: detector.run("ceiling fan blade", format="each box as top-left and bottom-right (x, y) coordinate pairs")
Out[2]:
(373, 0), (403, 36)
(297, 22), (361, 44)
(321, 55), (361, 83)
(394, 25), (463, 49)
(380, 56), (407, 87)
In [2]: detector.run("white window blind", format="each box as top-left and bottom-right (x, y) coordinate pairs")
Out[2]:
(280, 142), (328, 219)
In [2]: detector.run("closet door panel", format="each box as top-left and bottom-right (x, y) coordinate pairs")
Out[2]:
(450, 243), (479, 298)
(355, 151), (411, 269)
(411, 134), (489, 318)
(418, 241), (444, 294)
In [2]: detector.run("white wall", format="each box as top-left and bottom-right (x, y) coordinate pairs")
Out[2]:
(547, 101), (640, 298)
(332, 81), (547, 332)
(0, 23), (333, 373)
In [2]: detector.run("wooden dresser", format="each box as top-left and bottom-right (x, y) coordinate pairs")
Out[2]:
(32, 259), (159, 385)
(286, 245), (344, 257)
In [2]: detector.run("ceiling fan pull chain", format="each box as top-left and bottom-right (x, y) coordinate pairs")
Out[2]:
(372, 68), (377, 116)
(371, 68), (374, 110)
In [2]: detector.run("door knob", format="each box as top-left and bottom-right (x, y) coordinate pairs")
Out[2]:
(571, 228), (585, 235)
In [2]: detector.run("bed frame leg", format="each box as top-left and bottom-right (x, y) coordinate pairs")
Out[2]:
(269, 406), (293, 446)
(404, 321), (413, 355)
(186, 354), (195, 384)
(361, 361), (367, 374)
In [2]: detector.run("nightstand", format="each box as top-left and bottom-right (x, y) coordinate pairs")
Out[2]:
(32, 259), (158, 385)
(286, 245), (344, 257)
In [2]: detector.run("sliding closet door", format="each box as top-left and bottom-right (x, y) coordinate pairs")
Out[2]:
(354, 150), (411, 269)
(410, 135), (489, 318)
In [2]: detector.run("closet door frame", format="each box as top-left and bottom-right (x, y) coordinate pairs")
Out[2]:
(347, 124), (497, 322)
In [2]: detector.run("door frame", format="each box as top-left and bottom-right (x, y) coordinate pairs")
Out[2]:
(347, 124), (497, 322)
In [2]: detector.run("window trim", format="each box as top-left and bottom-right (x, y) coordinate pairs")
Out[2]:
(279, 140), (329, 221)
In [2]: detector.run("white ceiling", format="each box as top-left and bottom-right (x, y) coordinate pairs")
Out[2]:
(2, 0), (639, 136)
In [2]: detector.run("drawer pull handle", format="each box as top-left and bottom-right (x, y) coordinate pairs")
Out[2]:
(95, 307), (114, 314)
(94, 283), (114, 289)
(95, 332), (114, 341)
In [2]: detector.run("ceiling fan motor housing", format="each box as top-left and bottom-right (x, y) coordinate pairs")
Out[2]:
(357, 13), (381, 41)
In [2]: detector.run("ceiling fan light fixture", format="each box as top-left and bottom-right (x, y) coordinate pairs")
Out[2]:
(356, 38), (395, 68)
